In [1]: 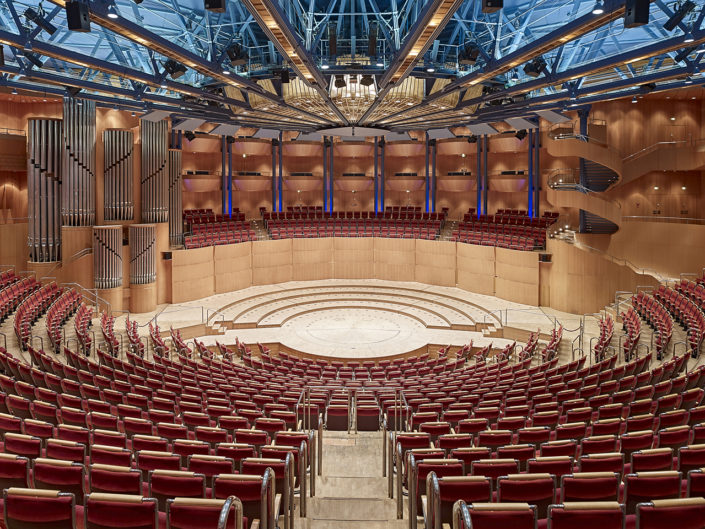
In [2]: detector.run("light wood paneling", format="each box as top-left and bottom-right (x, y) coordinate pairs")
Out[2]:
(130, 282), (157, 314)
(155, 222), (170, 304)
(374, 237), (415, 281)
(333, 237), (374, 278)
(252, 239), (293, 285)
(98, 287), (123, 313)
(494, 248), (540, 306)
(215, 242), (253, 293)
(171, 246), (214, 303)
(456, 243), (495, 294)
(415, 239), (456, 286)
(293, 238), (333, 280)
(0, 222), (28, 272)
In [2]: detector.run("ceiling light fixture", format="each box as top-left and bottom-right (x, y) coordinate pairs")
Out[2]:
(685, 76), (693, 84)
(321, 63), (329, 70)
(334, 75), (346, 88)
(632, 96), (637, 103)
(592, 0), (605, 15)
(684, 30), (695, 43)
(106, 4), (119, 19)
(426, 66), (435, 73)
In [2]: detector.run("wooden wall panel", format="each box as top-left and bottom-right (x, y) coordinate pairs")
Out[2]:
(333, 237), (374, 278)
(494, 248), (539, 306)
(0, 222), (28, 272)
(456, 243), (495, 295)
(374, 238), (416, 281)
(252, 239), (293, 285)
(415, 239), (456, 286)
(171, 246), (214, 303)
(155, 222), (170, 304)
(214, 242), (252, 293)
(292, 238), (333, 281)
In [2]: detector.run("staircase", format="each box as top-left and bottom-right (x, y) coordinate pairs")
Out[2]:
(309, 430), (406, 529)
(580, 159), (619, 192)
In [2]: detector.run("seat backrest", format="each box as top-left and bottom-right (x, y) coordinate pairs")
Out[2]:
(166, 497), (244, 529)
(624, 471), (682, 514)
(33, 458), (85, 503)
(89, 464), (141, 495)
(548, 502), (624, 529)
(497, 473), (556, 519)
(84, 493), (158, 529)
(636, 498), (705, 529)
(0, 453), (29, 489)
(3, 487), (75, 529)
(560, 472), (620, 502)
(467, 502), (537, 529)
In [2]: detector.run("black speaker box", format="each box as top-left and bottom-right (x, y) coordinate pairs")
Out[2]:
(624, 0), (649, 28)
(66, 1), (90, 32)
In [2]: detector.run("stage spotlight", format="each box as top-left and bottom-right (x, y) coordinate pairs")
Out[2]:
(515, 129), (527, 140)
(641, 82), (656, 92)
(163, 59), (186, 79)
(226, 136), (236, 144)
(359, 74), (374, 87)
(592, 0), (605, 14)
(467, 136), (478, 144)
(24, 7), (57, 35)
(685, 76), (693, 84)
(625, 0), (649, 27)
(523, 57), (546, 77)
(664, 0), (695, 31)
(684, 30), (695, 43)
(66, 86), (82, 97)
(458, 43), (480, 65)
(227, 43), (248, 66)
(106, 3), (118, 19)
(184, 131), (196, 142)
(334, 75), (346, 88)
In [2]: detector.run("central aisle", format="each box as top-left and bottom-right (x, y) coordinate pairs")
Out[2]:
(305, 430), (407, 529)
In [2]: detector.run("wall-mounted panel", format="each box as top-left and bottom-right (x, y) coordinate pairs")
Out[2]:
(215, 242), (252, 293)
(456, 243), (494, 295)
(374, 238), (415, 281)
(293, 237), (333, 280)
(415, 239), (456, 286)
(494, 248), (539, 306)
(172, 245), (215, 303)
(334, 237), (374, 278)
(252, 239), (293, 285)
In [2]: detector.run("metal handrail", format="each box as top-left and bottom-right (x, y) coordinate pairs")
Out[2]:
(217, 495), (244, 529)
(452, 501), (472, 529)
(572, 242), (667, 283)
(622, 139), (688, 162)
(622, 216), (705, 225)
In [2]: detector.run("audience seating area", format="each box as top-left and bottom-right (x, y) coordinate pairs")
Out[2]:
(183, 208), (256, 249)
(452, 209), (558, 250)
(263, 206), (445, 240)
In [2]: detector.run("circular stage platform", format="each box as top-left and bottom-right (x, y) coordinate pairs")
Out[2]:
(130, 280), (560, 360)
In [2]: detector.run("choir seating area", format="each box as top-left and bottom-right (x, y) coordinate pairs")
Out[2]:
(183, 209), (257, 249)
(451, 209), (559, 250)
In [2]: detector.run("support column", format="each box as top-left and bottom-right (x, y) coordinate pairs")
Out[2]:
(476, 138), (482, 217)
(271, 139), (277, 211)
(425, 132), (430, 213)
(528, 129), (534, 218)
(534, 127), (540, 218)
(227, 140), (233, 218)
(168, 149), (183, 246)
(373, 137), (379, 215)
(28, 119), (62, 262)
(379, 138), (385, 212)
(221, 136), (227, 216)
(328, 136), (334, 213)
(278, 131), (283, 212)
(482, 135), (489, 215)
(62, 98), (96, 226)
(578, 106), (591, 188)
(323, 138), (328, 212)
(430, 139), (437, 212)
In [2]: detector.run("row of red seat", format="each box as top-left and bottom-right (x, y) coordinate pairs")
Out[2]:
(622, 308), (642, 358)
(632, 293), (673, 358)
(262, 210), (446, 221)
(13, 283), (63, 351)
(0, 277), (40, 325)
(594, 315), (615, 361)
(100, 313), (119, 356)
(452, 232), (538, 251)
(74, 304), (92, 354)
(184, 231), (257, 249)
(127, 318), (144, 356)
(654, 285), (705, 356)
(183, 208), (246, 225)
(46, 289), (81, 354)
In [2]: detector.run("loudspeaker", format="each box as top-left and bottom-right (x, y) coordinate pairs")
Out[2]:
(368, 21), (378, 57)
(624, 0), (649, 28)
(328, 25), (337, 56)
(482, 0), (503, 13)
(66, 1), (90, 32)
(204, 0), (225, 12)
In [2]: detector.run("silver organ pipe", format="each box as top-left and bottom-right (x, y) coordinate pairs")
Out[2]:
(61, 98), (96, 226)
(168, 149), (183, 246)
(28, 119), (62, 262)
(140, 119), (168, 223)
(93, 226), (123, 289)
(103, 129), (134, 221)
(129, 224), (156, 285)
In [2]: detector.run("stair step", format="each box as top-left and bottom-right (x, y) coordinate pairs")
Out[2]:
(309, 498), (392, 520)
(317, 476), (387, 498)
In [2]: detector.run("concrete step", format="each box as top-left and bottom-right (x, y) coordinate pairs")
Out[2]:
(308, 498), (393, 521)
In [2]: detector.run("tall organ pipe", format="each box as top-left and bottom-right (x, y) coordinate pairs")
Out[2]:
(103, 129), (134, 221)
(28, 119), (62, 262)
(93, 226), (123, 289)
(61, 98), (96, 226)
(129, 224), (156, 285)
(140, 120), (168, 223)
(168, 149), (183, 246)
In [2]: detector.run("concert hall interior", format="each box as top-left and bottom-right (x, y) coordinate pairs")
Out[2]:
(1, 0), (705, 528)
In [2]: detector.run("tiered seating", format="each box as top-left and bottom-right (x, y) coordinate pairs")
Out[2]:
(0, 277), (40, 324)
(594, 315), (615, 361)
(632, 292), (673, 359)
(46, 289), (82, 353)
(126, 318), (144, 356)
(170, 327), (192, 357)
(148, 323), (168, 357)
(263, 208), (445, 240)
(100, 313), (119, 356)
(184, 222), (256, 249)
(183, 208), (246, 227)
(452, 209), (557, 251)
(519, 332), (539, 361)
(13, 283), (63, 351)
(654, 285), (705, 358)
(0, 269), (20, 290)
(621, 308), (642, 360)
(542, 326), (563, 361)
(74, 303), (93, 353)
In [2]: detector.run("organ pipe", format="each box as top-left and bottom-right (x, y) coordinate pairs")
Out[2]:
(61, 98), (96, 226)
(168, 149), (183, 246)
(140, 120), (168, 223)
(129, 224), (156, 285)
(27, 119), (62, 262)
(103, 129), (134, 221)
(93, 226), (123, 289)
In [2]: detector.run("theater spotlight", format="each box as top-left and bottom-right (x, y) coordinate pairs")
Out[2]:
(515, 129), (527, 140)
(523, 57), (546, 77)
(334, 75), (346, 88)
(184, 131), (196, 142)
(163, 59), (186, 79)
(226, 136), (236, 144)
(227, 43), (248, 66)
(458, 43), (481, 65)
(664, 0), (695, 31)
(24, 7), (57, 35)
(359, 74), (375, 87)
